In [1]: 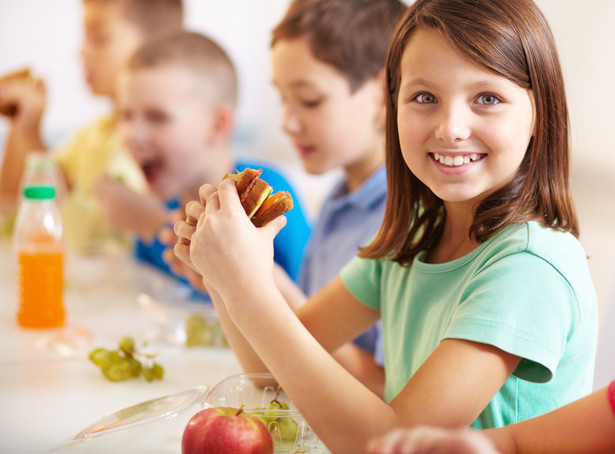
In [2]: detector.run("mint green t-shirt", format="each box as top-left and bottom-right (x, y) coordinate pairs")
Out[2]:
(340, 221), (597, 428)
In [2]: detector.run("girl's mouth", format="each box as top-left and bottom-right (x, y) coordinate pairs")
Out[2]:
(431, 152), (486, 167)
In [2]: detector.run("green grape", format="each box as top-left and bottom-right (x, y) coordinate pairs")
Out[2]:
(278, 417), (298, 443)
(89, 348), (120, 368)
(102, 358), (136, 382)
(143, 362), (164, 382)
(125, 356), (142, 377)
(118, 336), (136, 356)
(185, 314), (216, 347)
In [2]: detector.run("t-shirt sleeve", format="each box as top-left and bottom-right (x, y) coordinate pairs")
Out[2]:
(340, 255), (382, 311)
(445, 252), (578, 384)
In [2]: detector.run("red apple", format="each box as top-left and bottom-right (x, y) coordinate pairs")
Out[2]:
(182, 406), (273, 454)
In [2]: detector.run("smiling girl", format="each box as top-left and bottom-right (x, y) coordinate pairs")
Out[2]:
(174, 0), (598, 452)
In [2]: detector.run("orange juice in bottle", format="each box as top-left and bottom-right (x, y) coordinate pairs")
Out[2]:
(13, 186), (65, 328)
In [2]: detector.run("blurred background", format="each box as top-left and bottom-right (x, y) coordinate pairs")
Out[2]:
(1, 0), (613, 387)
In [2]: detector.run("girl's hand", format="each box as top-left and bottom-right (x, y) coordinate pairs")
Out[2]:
(189, 178), (286, 302)
(173, 183), (214, 272)
(365, 426), (500, 454)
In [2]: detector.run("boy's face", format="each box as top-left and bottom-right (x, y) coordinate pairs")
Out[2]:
(81, 1), (144, 98)
(117, 66), (217, 199)
(272, 38), (384, 175)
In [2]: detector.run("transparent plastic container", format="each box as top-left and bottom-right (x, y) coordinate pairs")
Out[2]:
(204, 373), (329, 454)
(19, 151), (67, 203)
(59, 374), (329, 454)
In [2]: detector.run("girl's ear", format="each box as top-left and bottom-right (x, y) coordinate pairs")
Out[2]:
(205, 103), (235, 145)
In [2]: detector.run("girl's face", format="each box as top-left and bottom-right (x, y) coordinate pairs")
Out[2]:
(272, 37), (384, 175)
(397, 28), (535, 210)
(117, 66), (217, 199)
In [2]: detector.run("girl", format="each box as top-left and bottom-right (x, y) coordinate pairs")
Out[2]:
(174, 0), (597, 452)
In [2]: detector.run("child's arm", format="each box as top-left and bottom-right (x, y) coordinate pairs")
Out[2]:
(185, 180), (521, 453)
(488, 384), (615, 454)
(93, 175), (167, 241)
(0, 76), (46, 201)
(366, 385), (615, 454)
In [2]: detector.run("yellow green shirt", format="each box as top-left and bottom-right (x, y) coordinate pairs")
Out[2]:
(52, 115), (146, 253)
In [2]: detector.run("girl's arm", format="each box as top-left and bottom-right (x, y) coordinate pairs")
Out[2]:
(488, 385), (615, 454)
(366, 385), (615, 454)
(186, 180), (522, 453)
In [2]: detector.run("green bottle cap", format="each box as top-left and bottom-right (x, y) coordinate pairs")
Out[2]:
(23, 185), (56, 200)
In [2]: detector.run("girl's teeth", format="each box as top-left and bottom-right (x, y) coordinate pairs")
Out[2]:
(433, 153), (482, 167)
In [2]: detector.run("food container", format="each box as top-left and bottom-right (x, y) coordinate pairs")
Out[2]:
(205, 373), (330, 454)
(57, 373), (328, 453)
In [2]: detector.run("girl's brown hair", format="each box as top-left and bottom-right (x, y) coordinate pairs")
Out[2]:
(361, 0), (578, 265)
(271, 0), (406, 92)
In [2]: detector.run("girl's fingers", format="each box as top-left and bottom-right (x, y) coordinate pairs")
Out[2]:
(185, 200), (204, 226)
(198, 183), (217, 205)
(174, 219), (195, 241)
(173, 238), (192, 266)
(215, 178), (242, 212)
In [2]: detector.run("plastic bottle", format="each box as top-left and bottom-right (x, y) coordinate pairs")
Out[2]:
(19, 151), (67, 203)
(13, 185), (65, 328)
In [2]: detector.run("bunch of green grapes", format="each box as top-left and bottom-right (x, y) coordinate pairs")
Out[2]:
(253, 388), (299, 450)
(185, 314), (228, 347)
(88, 336), (164, 382)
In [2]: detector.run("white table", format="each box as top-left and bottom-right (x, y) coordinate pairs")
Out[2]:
(0, 237), (242, 454)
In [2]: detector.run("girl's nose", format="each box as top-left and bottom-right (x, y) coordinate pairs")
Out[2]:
(281, 104), (302, 136)
(434, 104), (471, 143)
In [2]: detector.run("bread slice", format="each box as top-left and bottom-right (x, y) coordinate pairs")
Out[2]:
(252, 191), (293, 227)
(0, 68), (32, 116)
(223, 168), (293, 226)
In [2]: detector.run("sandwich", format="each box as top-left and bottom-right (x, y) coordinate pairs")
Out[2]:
(0, 68), (33, 116)
(223, 168), (293, 227)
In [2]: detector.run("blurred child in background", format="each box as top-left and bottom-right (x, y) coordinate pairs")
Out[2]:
(95, 30), (310, 296)
(267, 0), (407, 395)
(0, 0), (183, 253)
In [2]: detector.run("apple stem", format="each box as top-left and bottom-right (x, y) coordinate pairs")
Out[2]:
(236, 404), (245, 416)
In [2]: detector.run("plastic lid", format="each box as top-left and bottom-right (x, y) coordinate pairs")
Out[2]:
(23, 185), (56, 200)
(70, 386), (209, 441)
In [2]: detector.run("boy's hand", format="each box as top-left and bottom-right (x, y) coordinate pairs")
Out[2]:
(0, 75), (46, 132)
(93, 175), (167, 241)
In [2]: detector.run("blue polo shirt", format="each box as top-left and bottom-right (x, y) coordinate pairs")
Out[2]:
(135, 159), (312, 301)
(298, 165), (387, 362)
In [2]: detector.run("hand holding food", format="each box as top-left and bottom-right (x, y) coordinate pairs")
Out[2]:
(0, 68), (46, 125)
(174, 168), (291, 301)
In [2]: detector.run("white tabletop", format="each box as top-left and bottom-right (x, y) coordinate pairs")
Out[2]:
(0, 237), (242, 454)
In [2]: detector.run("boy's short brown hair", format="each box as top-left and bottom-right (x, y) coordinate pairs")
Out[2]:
(127, 30), (238, 107)
(84, 0), (183, 38)
(271, 0), (406, 92)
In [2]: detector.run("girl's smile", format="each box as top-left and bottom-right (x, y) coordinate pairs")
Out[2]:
(397, 28), (535, 207)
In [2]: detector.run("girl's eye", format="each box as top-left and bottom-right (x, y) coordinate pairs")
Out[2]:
(415, 93), (437, 104)
(476, 94), (501, 106)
